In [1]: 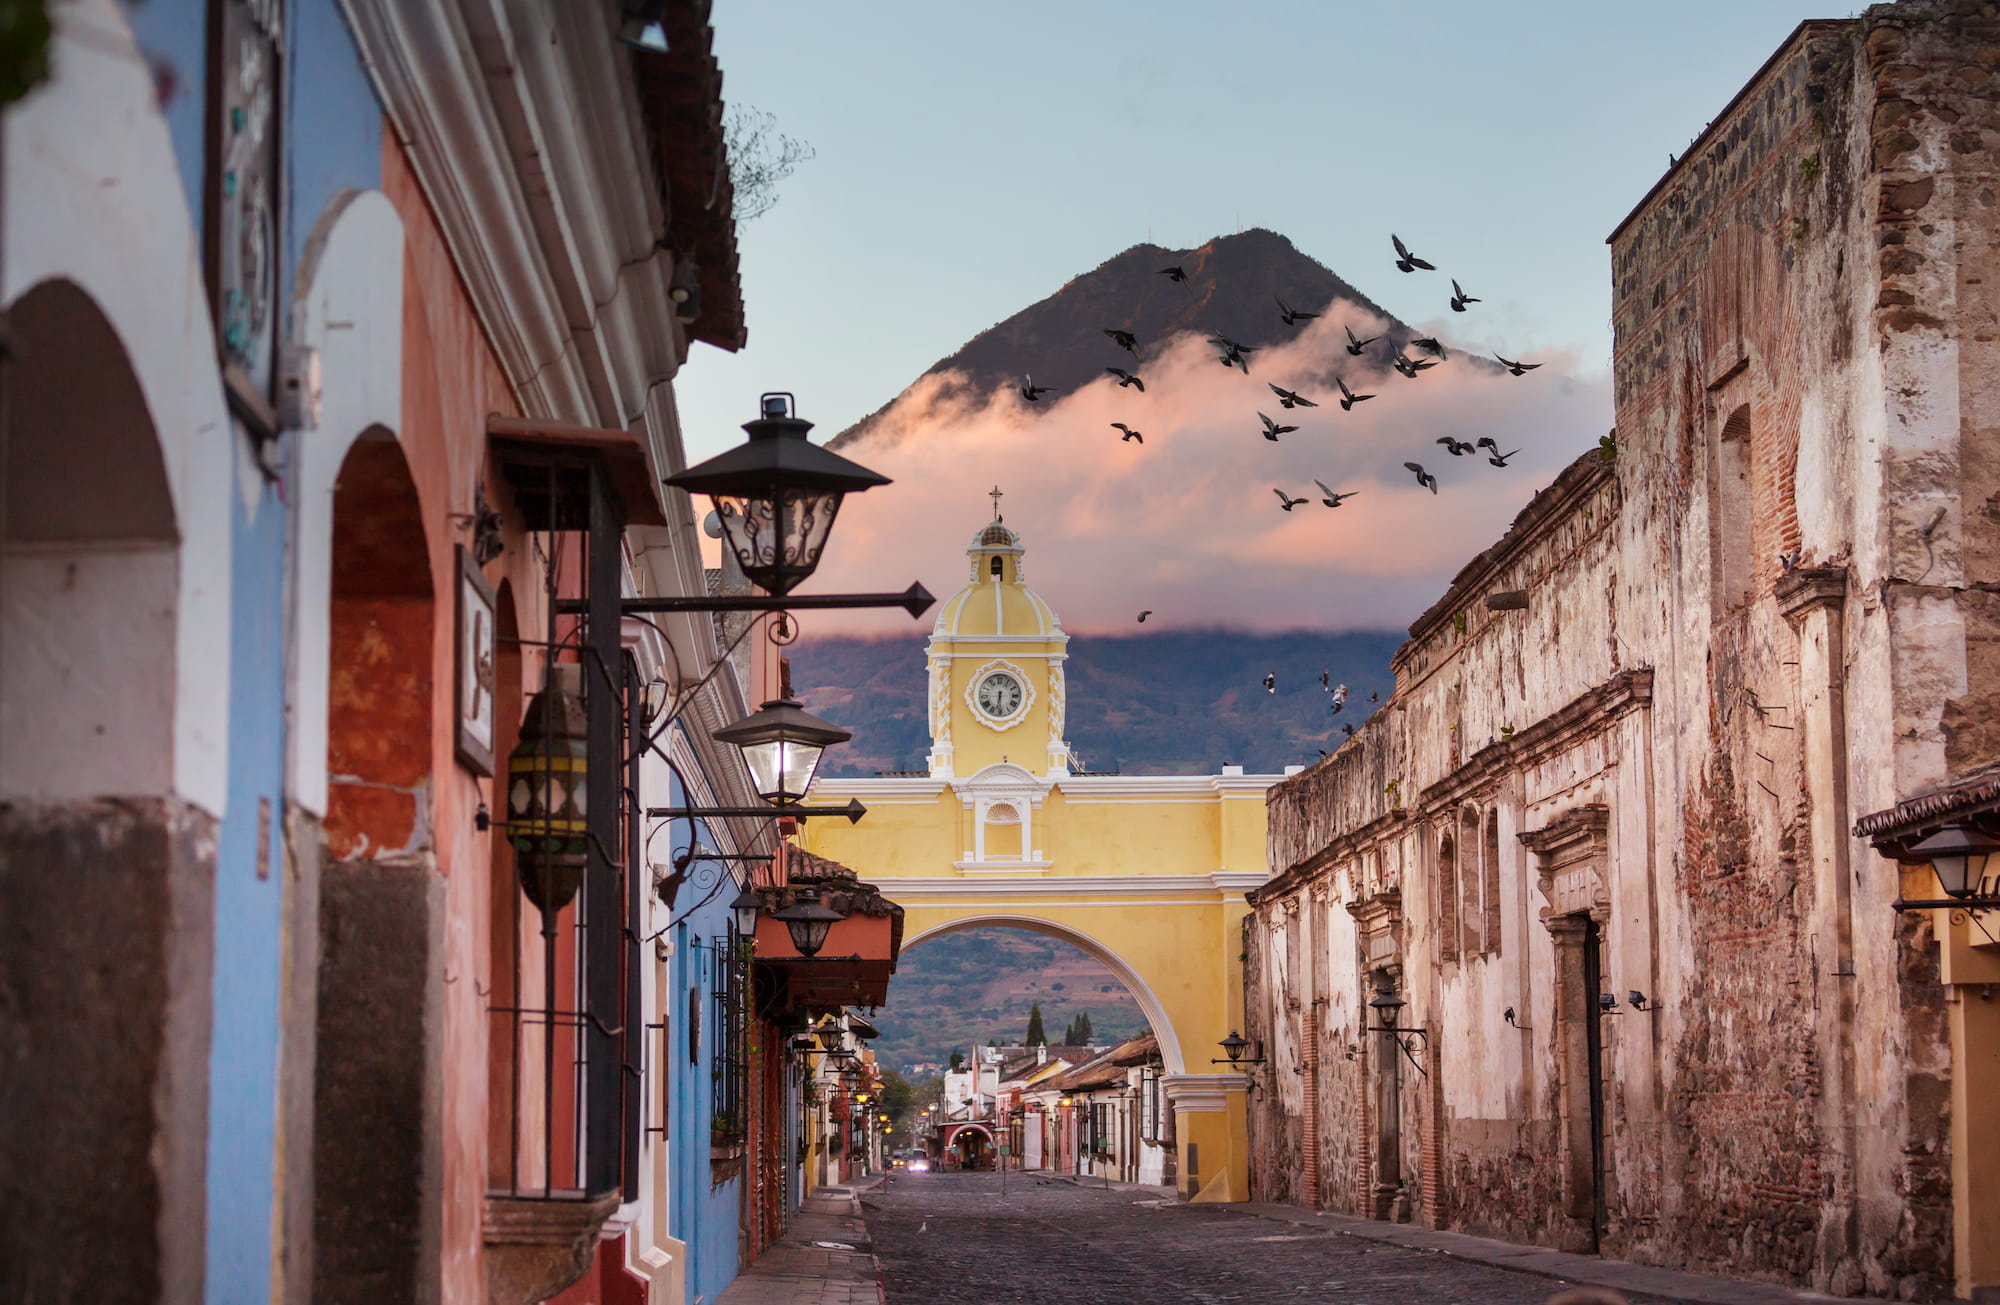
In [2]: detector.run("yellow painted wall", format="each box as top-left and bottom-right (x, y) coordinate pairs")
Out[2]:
(797, 514), (1285, 1200)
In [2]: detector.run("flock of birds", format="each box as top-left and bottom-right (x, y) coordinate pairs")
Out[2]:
(1019, 233), (1550, 733)
(1020, 232), (1541, 523)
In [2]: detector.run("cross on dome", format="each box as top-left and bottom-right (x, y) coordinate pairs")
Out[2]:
(989, 484), (1003, 521)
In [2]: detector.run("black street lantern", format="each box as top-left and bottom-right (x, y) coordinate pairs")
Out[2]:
(711, 697), (853, 806)
(729, 881), (762, 937)
(506, 664), (590, 919)
(1368, 988), (1407, 1029)
(1217, 1031), (1251, 1064)
(1906, 823), (2000, 899)
(772, 886), (845, 957)
(663, 392), (891, 597)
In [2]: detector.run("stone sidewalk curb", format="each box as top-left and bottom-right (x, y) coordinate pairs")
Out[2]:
(1224, 1202), (1893, 1305)
(1043, 1172), (1182, 1198)
(715, 1185), (886, 1305)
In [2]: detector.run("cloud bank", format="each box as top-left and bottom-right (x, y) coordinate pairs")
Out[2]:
(801, 302), (1611, 636)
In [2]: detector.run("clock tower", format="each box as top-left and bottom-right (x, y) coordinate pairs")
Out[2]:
(924, 490), (1070, 779)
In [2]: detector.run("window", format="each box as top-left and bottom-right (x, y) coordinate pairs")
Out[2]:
(1140, 1069), (1162, 1142)
(1460, 808), (1483, 958)
(1483, 810), (1503, 958)
(1092, 1102), (1113, 1155)
(1437, 835), (1459, 962)
(710, 921), (748, 1141)
(1712, 405), (1755, 614)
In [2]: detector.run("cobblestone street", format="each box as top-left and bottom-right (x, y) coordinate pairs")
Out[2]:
(863, 1173), (1673, 1305)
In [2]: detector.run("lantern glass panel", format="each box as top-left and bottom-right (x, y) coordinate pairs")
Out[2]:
(739, 736), (826, 805)
(713, 487), (843, 598)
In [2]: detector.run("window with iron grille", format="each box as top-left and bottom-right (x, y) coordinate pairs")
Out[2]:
(710, 922), (748, 1141)
(1140, 1069), (1161, 1142)
(1093, 1102), (1112, 1155)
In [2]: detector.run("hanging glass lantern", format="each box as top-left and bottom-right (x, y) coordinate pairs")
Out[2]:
(712, 698), (852, 805)
(662, 393), (892, 597)
(773, 886), (845, 957)
(729, 880), (763, 937)
(506, 664), (589, 919)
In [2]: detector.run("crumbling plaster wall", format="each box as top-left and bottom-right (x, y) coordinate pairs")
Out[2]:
(1248, 5), (1990, 1296)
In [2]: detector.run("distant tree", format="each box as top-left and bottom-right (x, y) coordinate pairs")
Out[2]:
(1050, 981), (1065, 991)
(949, 1051), (966, 1072)
(724, 104), (815, 222)
(1025, 1002), (1047, 1046)
(1074, 1010), (1094, 1044)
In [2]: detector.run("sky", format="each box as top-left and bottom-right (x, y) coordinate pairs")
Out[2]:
(674, 1), (1847, 634)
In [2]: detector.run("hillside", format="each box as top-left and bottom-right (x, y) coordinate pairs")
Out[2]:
(869, 928), (1150, 1078)
(830, 227), (1425, 450)
(790, 628), (1401, 777)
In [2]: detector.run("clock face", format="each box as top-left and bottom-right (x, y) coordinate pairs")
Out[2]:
(976, 672), (1024, 719)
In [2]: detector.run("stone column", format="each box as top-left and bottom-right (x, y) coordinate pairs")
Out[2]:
(1162, 1073), (1251, 1202)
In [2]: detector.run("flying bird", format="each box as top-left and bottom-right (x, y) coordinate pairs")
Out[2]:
(1276, 295), (1320, 326)
(1412, 336), (1446, 358)
(1314, 479), (1358, 507)
(1273, 489), (1308, 512)
(1330, 698), (1344, 716)
(1021, 375), (1052, 401)
(1319, 670), (1331, 690)
(1369, 690), (1378, 702)
(1392, 233), (1436, 273)
(1392, 352), (1437, 378)
(1342, 723), (1355, 739)
(1160, 265), (1189, 284)
(1486, 447), (1521, 467)
(1332, 683), (1348, 706)
(1137, 610), (1153, 623)
(1494, 353), (1542, 376)
(1405, 462), (1439, 493)
(1268, 383), (1318, 409)
(1262, 673), (1277, 693)
(1104, 328), (1139, 356)
(1208, 334), (1258, 373)
(1449, 279), (1481, 312)
(1259, 412), (1298, 441)
(1111, 422), (1143, 443)
(1344, 325), (1380, 356)
(1438, 436), (1475, 457)
(1106, 367), (1145, 391)
(1336, 377), (1374, 411)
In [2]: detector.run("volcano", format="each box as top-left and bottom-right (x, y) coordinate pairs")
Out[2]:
(830, 228), (1423, 450)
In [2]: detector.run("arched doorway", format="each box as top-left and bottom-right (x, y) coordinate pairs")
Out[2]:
(313, 431), (442, 1301)
(946, 1124), (995, 1171)
(0, 278), (210, 1303)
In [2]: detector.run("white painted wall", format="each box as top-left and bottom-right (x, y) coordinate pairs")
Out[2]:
(287, 191), (406, 817)
(1, 0), (234, 814)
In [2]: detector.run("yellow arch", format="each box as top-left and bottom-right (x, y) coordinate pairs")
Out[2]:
(902, 914), (1187, 1074)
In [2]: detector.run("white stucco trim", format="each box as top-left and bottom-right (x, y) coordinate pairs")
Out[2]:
(2, 0), (236, 814)
(1159, 1073), (1249, 1113)
(288, 192), (407, 817)
(902, 915), (1189, 1075)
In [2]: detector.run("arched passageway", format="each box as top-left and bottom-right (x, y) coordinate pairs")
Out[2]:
(899, 916), (1184, 1074)
(0, 278), (211, 1303)
(313, 432), (443, 1300)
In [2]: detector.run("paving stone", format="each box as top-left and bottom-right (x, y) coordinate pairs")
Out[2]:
(862, 1172), (1684, 1305)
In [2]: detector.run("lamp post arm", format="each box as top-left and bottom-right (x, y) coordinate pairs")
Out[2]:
(646, 799), (866, 824)
(560, 582), (935, 620)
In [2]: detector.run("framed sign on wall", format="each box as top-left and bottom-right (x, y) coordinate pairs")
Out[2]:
(455, 545), (497, 775)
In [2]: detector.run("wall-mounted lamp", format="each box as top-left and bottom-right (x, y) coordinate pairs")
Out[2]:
(1628, 989), (1657, 1013)
(728, 882), (762, 938)
(1905, 823), (2000, 902)
(1211, 1031), (1268, 1066)
(1597, 991), (1622, 1015)
(1503, 1006), (1531, 1030)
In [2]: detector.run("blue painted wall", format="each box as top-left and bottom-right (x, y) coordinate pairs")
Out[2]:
(664, 765), (747, 1304)
(190, 1), (387, 1299)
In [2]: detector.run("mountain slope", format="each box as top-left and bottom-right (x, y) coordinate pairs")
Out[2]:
(830, 228), (1420, 450)
(791, 628), (1400, 777)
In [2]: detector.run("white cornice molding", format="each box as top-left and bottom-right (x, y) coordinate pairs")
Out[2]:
(871, 873), (1247, 896)
(338, 0), (682, 427)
